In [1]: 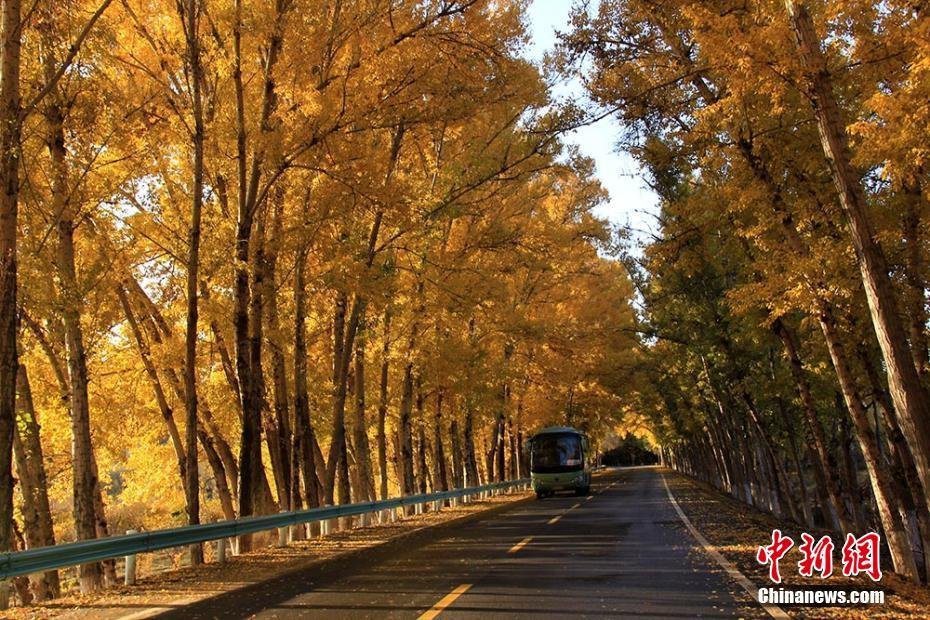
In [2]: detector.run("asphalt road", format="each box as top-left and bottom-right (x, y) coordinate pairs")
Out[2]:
(156, 467), (757, 619)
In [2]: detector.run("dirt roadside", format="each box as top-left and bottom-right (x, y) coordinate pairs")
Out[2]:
(663, 469), (930, 619)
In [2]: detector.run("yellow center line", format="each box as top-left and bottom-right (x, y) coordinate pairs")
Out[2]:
(418, 583), (472, 620)
(548, 502), (582, 525)
(508, 536), (532, 554)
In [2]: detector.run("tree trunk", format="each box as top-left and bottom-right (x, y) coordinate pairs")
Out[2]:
(325, 292), (352, 505)
(45, 75), (101, 593)
(377, 311), (390, 500)
(416, 423), (429, 494)
(743, 392), (797, 521)
(0, 0), (21, 583)
(774, 388), (815, 527)
(399, 361), (415, 496)
(859, 344), (930, 579)
(13, 365), (59, 599)
(181, 0), (205, 565)
(264, 191), (292, 510)
(818, 305), (919, 580)
(415, 380), (429, 494)
(354, 319), (375, 502)
(5, 519), (33, 605)
(433, 388), (449, 491)
(248, 212), (280, 518)
(787, 0), (930, 515)
(233, 192), (259, 547)
(463, 396), (479, 486)
(836, 403), (865, 531)
(292, 245), (322, 509)
(198, 428), (236, 520)
(507, 416), (517, 480)
(91, 461), (117, 586)
(450, 408), (464, 489)
(773, 319), (855, 532)
(486, 418), (500, 484)
(901, 182), (929, 378)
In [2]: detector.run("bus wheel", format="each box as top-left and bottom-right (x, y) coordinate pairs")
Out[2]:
(535, 491), (545, 500)
(575, 486), (590, 496)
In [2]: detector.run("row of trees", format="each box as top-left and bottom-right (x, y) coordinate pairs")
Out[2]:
(0, 0), (639, 607)
(560, 0), (930, 583)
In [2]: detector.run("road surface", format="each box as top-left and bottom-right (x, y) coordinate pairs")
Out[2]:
(155, 467), (760, 619)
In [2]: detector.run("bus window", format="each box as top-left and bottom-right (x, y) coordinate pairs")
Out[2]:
(531, 433), (584, 473)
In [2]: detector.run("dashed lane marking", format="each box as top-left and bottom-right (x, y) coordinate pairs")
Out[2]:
(418, 583), (472, 620)
(661, 473), (789, 619)
(547, 501), (582, 525)
(508, 536), (532, 554)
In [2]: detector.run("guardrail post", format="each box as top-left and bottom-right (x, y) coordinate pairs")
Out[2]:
(216, 536), (228, 563)
(124, 529), (138, 585)
(277, 511), (289, 547)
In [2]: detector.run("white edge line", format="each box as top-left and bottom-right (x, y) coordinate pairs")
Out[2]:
(661, 472), (789, 619)
(117, 599), (200, 620)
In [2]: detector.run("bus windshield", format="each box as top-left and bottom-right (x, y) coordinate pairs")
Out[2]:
(531, 433), (584, 473)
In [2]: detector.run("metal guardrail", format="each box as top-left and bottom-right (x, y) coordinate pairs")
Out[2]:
(0, 478), (529, 580)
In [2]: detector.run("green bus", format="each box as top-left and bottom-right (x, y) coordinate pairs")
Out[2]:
(529, 426), (592, 498)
